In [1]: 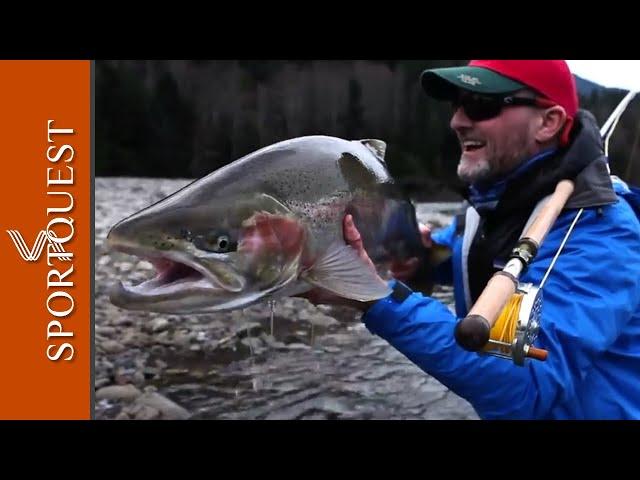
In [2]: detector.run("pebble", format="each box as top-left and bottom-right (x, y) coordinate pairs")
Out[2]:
(101, 340), (125, 354)
(134, 391), (190, 420)
(96, 384), (142, 402)
(151, 317), (170, 333)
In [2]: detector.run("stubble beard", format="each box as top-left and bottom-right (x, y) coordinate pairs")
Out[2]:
(457, 155), (493, 184)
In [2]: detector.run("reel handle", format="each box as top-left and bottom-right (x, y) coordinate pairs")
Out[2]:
(455, 180), (575, 352)
(527, 346), (548, 361)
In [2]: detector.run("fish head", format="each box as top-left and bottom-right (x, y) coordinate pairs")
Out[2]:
(106, 185), (307, 313)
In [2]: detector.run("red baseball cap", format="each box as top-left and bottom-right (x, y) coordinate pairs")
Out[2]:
(421, 60), (579, 145)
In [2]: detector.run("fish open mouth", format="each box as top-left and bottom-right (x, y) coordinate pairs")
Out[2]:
(142, 257), (206, 290)
(113, 254), (216, 299)
(106, 239), (225, 304)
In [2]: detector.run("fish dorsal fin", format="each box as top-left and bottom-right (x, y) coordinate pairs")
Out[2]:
(359, 139), (387, 162)
(301, 241), (392, 302)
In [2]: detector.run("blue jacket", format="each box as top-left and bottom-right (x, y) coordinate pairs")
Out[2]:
(363, 135), (640, 419)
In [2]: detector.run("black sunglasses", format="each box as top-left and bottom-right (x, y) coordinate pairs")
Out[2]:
(452, 93), (556, 122)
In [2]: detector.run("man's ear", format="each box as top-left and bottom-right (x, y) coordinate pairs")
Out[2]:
(536, 105), (567, 143)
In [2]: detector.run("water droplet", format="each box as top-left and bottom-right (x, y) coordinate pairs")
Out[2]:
(268, 299), (277, 337)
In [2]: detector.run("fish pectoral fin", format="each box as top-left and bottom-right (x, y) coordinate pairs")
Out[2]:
(301, 242), (391, 302)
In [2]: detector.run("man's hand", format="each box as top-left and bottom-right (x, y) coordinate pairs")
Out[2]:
(389, 223), (432, 282)
(298, 214), (381, 312)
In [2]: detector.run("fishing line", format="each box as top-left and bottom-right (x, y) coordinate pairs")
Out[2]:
(484, 293), (522, 355)
(540, 208), (583, 290)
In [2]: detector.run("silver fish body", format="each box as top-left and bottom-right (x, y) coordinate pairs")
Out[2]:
(107, 135), (433, 313)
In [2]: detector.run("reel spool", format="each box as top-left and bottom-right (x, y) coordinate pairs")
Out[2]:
(481, 283), (546, 366)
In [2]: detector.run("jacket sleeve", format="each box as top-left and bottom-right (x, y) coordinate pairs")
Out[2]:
(363, 204), (640, 419)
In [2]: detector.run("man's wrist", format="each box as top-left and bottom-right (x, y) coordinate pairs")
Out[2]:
(355, 280), (414, 314)
(343, 298), (376, 313)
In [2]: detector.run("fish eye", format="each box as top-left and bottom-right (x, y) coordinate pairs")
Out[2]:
(193, 231), (235, 253)
(216, 235), (230, 251)
(179, 228), (192, 241)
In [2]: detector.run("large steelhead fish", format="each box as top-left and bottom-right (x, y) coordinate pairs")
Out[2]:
(107, 135), (441, 313)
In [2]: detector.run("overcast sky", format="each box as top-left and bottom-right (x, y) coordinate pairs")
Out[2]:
(567, 60), (640, 91)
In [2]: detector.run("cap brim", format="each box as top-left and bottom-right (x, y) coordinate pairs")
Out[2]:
(420, 66), (526, 100)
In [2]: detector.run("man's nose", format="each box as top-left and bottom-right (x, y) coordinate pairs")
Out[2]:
(450, 106), (473, 131)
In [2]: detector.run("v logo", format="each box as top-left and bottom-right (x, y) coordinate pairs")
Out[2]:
(6, 230), (71, 262)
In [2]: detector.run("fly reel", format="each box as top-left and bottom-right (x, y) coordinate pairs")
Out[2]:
(481, 282), (546, 366)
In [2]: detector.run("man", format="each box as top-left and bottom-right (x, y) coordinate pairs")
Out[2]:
(306, 60), (640, 419)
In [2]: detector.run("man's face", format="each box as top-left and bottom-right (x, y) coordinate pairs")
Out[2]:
(450, 90), (542, 185)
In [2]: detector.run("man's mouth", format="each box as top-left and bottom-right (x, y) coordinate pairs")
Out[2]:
(462, 140), (486, 153)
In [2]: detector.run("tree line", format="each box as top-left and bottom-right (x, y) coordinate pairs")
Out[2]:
(96, 60), (640, 201)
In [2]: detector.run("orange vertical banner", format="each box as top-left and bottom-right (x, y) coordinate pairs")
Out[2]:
(0, 61), (91, 419)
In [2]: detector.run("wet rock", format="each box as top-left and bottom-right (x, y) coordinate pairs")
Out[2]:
(150, 345), (167, 357)
(121, 330), (151, 347)
(172, 330), (191, 348)
(323, 346), (341, 354)
(137, 260), (154, 270)
(110, 315), (134, 327)
(283, 334), (307, 345)
(322, 334), (355, 346)
(126, 403), (161, 420)
(95, 377), (110, 389)
(101, 340), (125, 354)
(113, 369), (135, 385)
(308, 312), (339, 328)
(118, 262), (134, 272)
(241, 337), (263, 351)
(132, 370), (146, 384)
(96, 325), (116, 336)
(97, 358), (114, 371)
(261, 335), (287, 350)
(96, 384), (142, 402)
(151, 317), (170, 333)
(424, 392), (479, 420)
(235, 322), (263, 339)
(134, 389), (190, 420)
